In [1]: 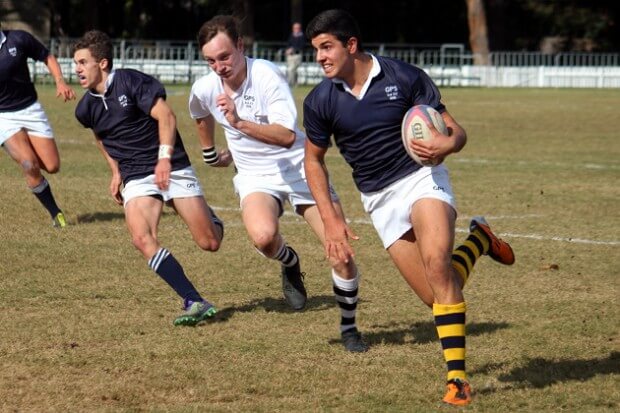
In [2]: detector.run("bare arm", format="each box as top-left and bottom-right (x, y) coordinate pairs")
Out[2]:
(94, 136), (123, 205)
(44, 54), (76, 102)
(150, 98), (176, 190)
(194, 114), (233, 167)
(216, 93), (296, 148)
(304, 139), (358, 263)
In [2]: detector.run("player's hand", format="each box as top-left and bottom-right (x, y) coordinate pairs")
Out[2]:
(214, 148), (234, 167)
(409, 123), (450, 164)
(154, 158), (172, 190)
(56, 82), (76, 102)
(215, 93), (241, 127)
(323, 217), (359, 264)
(109, 174), (123, 205)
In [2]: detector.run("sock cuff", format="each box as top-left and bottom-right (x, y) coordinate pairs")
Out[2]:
(433, 301), (467, 316)
(31, 178), (49, 194)
(331, 269), (360, 291)
(148, 248), (170, 271)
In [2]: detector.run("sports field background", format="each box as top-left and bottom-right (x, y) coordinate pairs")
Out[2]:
(0, 85), (618, 412)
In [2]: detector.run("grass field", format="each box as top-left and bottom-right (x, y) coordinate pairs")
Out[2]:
(1, 85), (618, 412)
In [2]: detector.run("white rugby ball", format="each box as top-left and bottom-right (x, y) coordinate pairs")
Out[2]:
(401, 105), (447, 166)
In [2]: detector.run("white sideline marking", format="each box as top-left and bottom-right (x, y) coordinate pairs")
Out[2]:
(210, 206), (619, 247)
(454, 157), (620, 171)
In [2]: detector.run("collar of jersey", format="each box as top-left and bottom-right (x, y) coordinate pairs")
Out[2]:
(0, 32), (6, 50)
(88, 70), (116, 98)
(332, 53), (380, 100)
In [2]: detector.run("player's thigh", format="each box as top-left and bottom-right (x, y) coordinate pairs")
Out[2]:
(410, 197), (456, 267)
(387, 230), (434, 307)
(240, 192), (281, 240)
(172, 196), (218, 239)
(28, 135), (60, 173)
(124, 196), (163, 244)
(2, 129), (40, 170)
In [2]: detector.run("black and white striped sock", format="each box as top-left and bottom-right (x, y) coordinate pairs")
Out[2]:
(274, 243), (299, 268)
(332, 270), (360, 333)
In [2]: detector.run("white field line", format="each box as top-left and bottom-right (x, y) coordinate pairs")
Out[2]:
(454, 157), (620, 171)
(210, 206), (619, 247)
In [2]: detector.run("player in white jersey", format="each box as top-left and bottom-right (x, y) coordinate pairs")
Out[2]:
(189, 15), (368, 352)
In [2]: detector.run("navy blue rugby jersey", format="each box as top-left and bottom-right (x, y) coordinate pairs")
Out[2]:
(303, 56), (445, 193)
(75, 69), (191, 184)
(0, 30), (49, 112)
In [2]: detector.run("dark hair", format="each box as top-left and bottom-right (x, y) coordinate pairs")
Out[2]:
(197, 15), (241, 49)
(73, 30), (114, 69)
(305, 9), (364, 52)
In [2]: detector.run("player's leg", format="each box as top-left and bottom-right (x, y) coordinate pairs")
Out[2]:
(411, 198), (471, 405)
(2, 129), (65, 226)
(241, 192), (306, 310)
(28, 134), (61, 174)
(172, 195), (223, 251)
(125, 195), (214, 326)
(387, 230), (435, 306)
(300, 202), (368, 352)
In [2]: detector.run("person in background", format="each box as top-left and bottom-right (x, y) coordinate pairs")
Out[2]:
(73, 30), (224, 326)
(0, 23), (75, 227)
(189, 15), (368, 352)
(285, 22), (306, 87)
(303, 9), (515, 406)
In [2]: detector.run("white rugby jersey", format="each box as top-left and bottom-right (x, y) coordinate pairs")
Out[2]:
(189, 57), (305, 176)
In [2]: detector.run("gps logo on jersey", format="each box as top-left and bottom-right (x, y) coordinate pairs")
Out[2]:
(433, 185), (445, 192)
(9, 47), (17, 57)
(243, 94), (255, 109)
(118, 95), (128, 107)
(186, 183), (196, 189)
(385, 85), (399, 100)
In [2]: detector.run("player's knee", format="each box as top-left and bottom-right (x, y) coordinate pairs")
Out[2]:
(423, 254), (453, 284)
(196, 236), (221, 252)
(131, 234), (155, 255)
(20, 158), (40, 176)
(251, 231), (278, 254)
(44, 161), (60, 174)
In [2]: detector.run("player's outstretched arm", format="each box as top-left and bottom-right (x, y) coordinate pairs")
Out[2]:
(150, 98), (176, 190)
(44, 54), (76, 102)
(194, 115), (233, 167)
(304, 139), (358, 264)
(94, 137), (123, 205)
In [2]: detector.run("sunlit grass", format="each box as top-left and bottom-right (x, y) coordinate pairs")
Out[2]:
(0, 85), (618, 412)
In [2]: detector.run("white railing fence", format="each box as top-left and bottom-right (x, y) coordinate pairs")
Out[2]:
(31, 39), (620, 88)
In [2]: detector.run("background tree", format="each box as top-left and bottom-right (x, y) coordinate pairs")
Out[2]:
(466, 0), (490, 64)
(1, 0), (618, 51)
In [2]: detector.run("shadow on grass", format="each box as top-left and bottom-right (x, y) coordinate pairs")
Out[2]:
(76, 210), (179, 224)
(76, 212), (126, 223)
(361, 320), (510, 346)
(208, 294), (335, 322)
(482, 351), (620, 390)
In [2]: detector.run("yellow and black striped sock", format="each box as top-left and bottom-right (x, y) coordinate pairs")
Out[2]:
(451, 229), (490, 287)
(433, 302), (467, 382)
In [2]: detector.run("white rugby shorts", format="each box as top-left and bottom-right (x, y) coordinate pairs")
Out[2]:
(233, 169), (339, 215)
(360, 164), (457, 249)
(122, 166), (204, 207)
(0, 102), (54, 145)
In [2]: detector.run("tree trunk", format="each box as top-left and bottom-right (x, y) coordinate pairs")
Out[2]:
(290, 0), (302, 24)
(466, 0), (490, 65)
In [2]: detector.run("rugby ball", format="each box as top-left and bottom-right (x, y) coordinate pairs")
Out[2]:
(401, 105), (448, 166)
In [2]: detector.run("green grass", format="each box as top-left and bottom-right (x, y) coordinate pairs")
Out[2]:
(0, 85), (618, 412)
